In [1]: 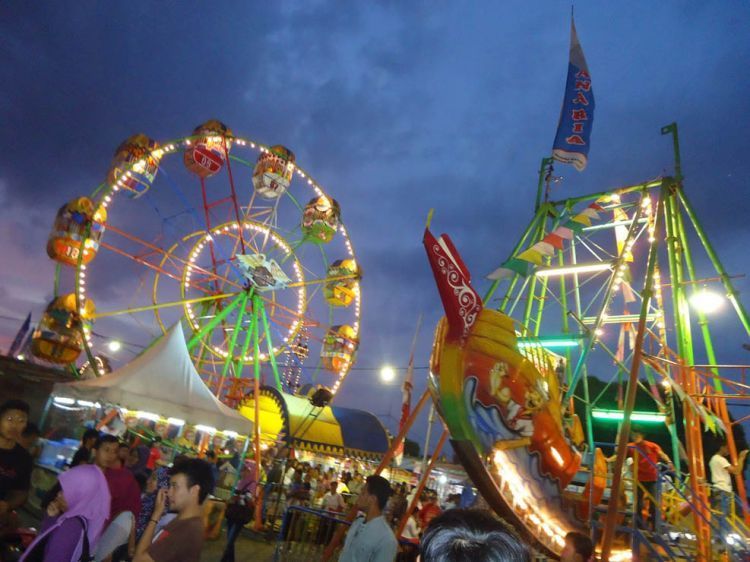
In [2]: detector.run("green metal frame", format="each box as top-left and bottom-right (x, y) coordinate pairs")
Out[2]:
(489, 124), (750, 551)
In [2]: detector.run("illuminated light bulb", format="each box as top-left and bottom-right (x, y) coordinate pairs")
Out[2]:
(689, 288), (724, 314)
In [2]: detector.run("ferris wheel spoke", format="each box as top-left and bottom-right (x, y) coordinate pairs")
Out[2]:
(217, 233), (246, 290)
(93, 290), (239, 319)
(104, 225), (244, 292)
(218, 292), (250, 382)
(99, 241), (211, 295)
(292, 272), (356, 290)
(257, 198), (283, 254)
(185, 291), (247, 352)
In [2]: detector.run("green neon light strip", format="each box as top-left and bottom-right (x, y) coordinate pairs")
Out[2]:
(592, 409), (666, 423)
(517, 337), (583, 349)
(582, 313), (660, 325)
(582, 218), (648, 232)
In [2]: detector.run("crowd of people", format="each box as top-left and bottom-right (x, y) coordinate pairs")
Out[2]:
(9, 394), (748, 561)
(0, 399), (214, 562)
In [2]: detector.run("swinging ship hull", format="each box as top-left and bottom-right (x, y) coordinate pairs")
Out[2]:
(424, 227), (606, 555)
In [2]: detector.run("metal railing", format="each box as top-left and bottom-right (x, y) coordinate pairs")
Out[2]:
(596, 441), (750, 561)
(273, 506), (419, 562)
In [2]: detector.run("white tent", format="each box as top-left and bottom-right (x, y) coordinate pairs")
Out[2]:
(53, 323), (252, 434)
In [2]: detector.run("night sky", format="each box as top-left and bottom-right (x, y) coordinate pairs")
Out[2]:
(2, 2), (749, 450)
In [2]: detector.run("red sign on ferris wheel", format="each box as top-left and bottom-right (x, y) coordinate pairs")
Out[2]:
(191, 145), (224, 174)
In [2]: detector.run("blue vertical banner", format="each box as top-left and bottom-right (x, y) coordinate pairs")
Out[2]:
(552, 18), (595, 171)
(7, 312), (31, 357)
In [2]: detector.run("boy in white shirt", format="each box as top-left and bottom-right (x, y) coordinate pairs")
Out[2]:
(709, 443), (748, 540)
(321, 481), (346, 513)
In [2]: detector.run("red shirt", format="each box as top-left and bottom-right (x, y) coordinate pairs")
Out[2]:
(628, 440), (663, 482)
(417, 502), (442, 530)
(105, 467), (142, 519)
(147, 446), (162, 470)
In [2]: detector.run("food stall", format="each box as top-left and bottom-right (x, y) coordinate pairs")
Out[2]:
(239, 386), (391, 514)
(35, 324), (252, 533)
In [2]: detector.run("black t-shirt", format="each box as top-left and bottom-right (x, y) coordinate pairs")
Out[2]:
(0, 443), (33, 499)
(267, 464), (282, 484)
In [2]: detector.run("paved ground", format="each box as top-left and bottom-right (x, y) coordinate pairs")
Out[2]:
(201, 529), (277, 561)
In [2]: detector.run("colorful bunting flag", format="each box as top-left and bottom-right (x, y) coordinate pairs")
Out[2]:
(544, 233), (565, 250)
(517, 248), (544, 265)
(485, 197), (611, 281)
(571, 214), (592, 226)
(622, 281), (637, 304)
(531, 241), (555, 256)
(580, 207), (599, 219)
(503, 258), (531, 276)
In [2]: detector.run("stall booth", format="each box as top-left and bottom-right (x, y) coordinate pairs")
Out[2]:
(238, 386), (391, 518)
(40, 324), (252, 537)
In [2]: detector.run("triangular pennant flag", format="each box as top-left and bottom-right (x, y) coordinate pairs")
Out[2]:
(615, 326), (625, 363)
(622, 281), (637, 304)
(571, 213), (592, 226)
(564, 220), (585, 233)
(486, 267), (514, 280)
(544, 233), (565, 250)
(517, 248), (544, 265)
(581, 207), (599, 219)
(627, 322), (636, 350)
(504, 258), (531, 276)
(589, 203), (604, 211)
(487, 258), (532, 280)
(704, 413), (716, 434)
(531, 241), (555, 256)
(554, 226), (574, 240)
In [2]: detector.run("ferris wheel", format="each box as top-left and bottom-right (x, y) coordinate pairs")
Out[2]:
(32, 120), (361, 399)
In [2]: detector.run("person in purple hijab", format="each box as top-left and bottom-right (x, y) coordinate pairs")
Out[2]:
(21, 464), (111, 562)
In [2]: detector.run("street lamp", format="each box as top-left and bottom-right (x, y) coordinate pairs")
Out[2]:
(107, 340), (122, 352)
(689, 288), (724, 314)
(380, 365), (396, 383)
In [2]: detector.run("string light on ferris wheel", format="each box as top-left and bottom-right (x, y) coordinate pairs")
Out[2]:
(59, 131), (361, 395)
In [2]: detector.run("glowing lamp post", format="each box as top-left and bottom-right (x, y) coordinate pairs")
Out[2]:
(689, 288), (724, 314)
(380, 365), (396, 383)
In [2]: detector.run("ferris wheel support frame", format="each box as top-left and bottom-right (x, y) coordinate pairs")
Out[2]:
(62, 132), (360, 396)
(485, 123), (750, 560)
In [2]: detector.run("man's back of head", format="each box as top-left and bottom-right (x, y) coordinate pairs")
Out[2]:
(364, 474), (392, 512)
(420, 509), (530, 562)
(561, 531), (594, 562)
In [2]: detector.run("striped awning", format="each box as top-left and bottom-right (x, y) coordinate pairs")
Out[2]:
(239, 386), (390, 461)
